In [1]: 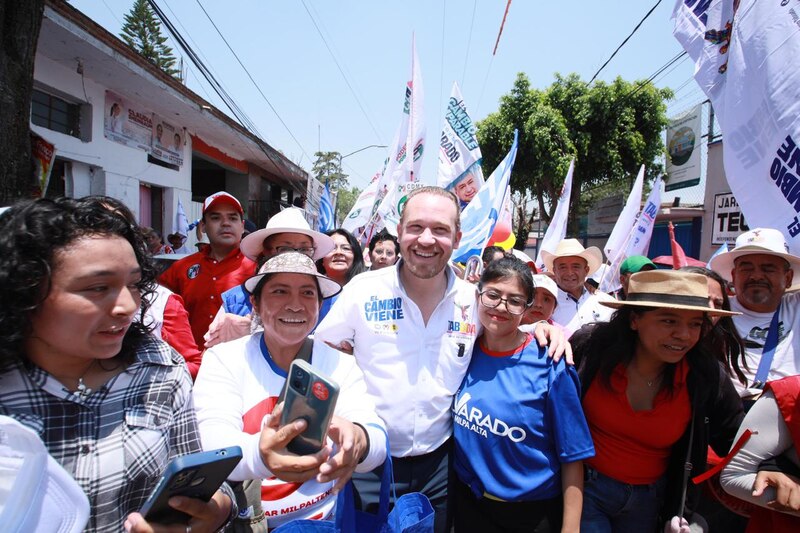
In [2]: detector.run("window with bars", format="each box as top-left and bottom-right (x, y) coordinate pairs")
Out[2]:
(31, 89), (81, 138)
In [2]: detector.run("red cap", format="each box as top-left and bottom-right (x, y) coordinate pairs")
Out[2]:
(202, 191), (243, 216)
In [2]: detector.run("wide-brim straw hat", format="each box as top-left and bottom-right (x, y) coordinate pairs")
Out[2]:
(244, 251), (341, 299)
(708, 228), (800, 282)
(240, 207), (335, 261)
(541, 238), (603, 274)
(600, 270), (739, 316)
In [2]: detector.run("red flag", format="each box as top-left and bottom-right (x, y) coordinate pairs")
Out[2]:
(668, 221), (688, 269)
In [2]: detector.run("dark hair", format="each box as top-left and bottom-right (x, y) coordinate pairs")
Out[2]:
(400, 186), (461, 233)
(680, 265), (747, 383)
(576, 306), (717, 395)
(316, 229), (365, 283)
(478, 256), (535, 304)
(481, 246), (506, 266)
(0, 196), (157, 370)
(368, 229), (399, 255)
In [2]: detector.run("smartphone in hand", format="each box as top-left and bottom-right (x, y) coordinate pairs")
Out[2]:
(140, 446), (243, 525)
(280, 359), (340, 455)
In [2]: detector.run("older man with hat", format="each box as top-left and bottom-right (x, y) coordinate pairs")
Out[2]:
(709, 227), (800, 398)
(202, 207), (335, 348)
(160, 191), (255, 349)
(543, 238), (615, 335)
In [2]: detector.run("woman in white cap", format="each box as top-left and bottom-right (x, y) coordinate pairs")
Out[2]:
(575, 270), (744, 532)
(192, 252), (386, 530)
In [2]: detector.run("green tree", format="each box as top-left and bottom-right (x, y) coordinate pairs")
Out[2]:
(335, 185), (361, 222)
(312, 151), (349, 190)
(477, 72), (672, 236)
(120, 0), (180, 78)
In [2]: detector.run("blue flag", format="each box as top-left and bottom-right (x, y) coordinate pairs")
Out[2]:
(451, 130), (518, 264)
(319, 182), (334, 232)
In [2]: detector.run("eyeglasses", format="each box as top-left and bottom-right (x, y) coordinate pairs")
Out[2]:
(332, 244), (354, 254)
(478, 290), (530, 315)
(271, 246), (316, 257)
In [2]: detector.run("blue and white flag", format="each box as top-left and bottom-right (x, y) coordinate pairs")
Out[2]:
(451, 130), (518, 264)
(318, 183), (334, 232)
(174, 198), (190, 236)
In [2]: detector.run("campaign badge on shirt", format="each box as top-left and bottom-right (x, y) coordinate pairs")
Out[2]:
(364, 295), (403, 336)
(187, 264), (200, 279)
(447, 298), (477, 341)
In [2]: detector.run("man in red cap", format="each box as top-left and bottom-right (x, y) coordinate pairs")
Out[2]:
(160, 191), (255, 348)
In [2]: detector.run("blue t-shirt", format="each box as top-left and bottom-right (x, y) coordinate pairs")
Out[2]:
(453, 334), (595, 501)
(221, 284), (252, 316)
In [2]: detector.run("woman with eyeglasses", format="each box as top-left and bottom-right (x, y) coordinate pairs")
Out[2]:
(316, 229), (366, 324)
(452, 256), (594, 532)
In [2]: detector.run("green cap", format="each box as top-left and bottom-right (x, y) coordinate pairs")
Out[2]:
(620, 255), (656, 275)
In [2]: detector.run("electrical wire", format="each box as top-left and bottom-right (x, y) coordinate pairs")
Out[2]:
(299, 0), (384, 144)
(461, 0), (477, 89)
(589, 0), (662, 83)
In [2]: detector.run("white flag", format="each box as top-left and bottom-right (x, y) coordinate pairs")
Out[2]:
(535, 160), (574, 271)
(604, 165), (645, 261)
(673, 0), (800, 247)
(341, 171), (381, 234)
(599, 177), (664, 293)
(174, 198), (189, 237)
(438, 82), (485, 206)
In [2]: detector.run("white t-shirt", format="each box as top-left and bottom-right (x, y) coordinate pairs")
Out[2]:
(731, 291), (800, 397)
(192, 334), (386, 528)
(550, 287), (615, 336)
(313, 263), (479, 458)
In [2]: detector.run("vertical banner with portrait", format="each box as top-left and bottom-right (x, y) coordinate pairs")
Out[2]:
(151, 115), (184, 167)
(103, 91), (153, 151)
(31, 132), (56, 197)
(665, 103), (702, 192)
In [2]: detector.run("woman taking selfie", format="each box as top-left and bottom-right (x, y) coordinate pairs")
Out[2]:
(453, 256), (594, 532)
(576, 270), (744, 532)
(0, 197), (234, 532)
(193, 252), (386, 529)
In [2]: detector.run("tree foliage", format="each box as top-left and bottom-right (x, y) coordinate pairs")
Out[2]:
(312, 151), (349, 190)
(120, 0), (180, 78)
(477, 72), (672, 236)
(335, 185), (361, 223)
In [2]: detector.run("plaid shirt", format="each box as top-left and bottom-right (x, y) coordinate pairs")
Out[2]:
(0, 336), (201, 532)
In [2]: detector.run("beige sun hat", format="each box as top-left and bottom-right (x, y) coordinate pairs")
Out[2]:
(244, 251), (341, 299)
(708, 228), (800, 282)
(240, 208), (335, 261)
(541, 238), (603, 274)
(600, 270), (739, 317)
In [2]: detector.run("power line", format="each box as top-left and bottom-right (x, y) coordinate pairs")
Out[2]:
(589, 0), (662, 83)
(299, 0), (384, 145)
(192, 0), (313, 164)
(461, 0), (478, 89)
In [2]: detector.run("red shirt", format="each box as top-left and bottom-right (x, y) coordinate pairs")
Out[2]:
(160, 247), (255, 348)
(161, 293), (203, 379)
(583, 359), (691, 484)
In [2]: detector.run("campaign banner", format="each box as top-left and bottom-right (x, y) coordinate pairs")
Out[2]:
(673, 0), (800, 248)
(104, 91), (152, 152)
(151, 116), (184, 167)
(604, 164), (644, 262)
(665, 104), (702, 191)
(342, 171), (380, 235)
(31, 132), (56, 197)
(438, 82), (485, 207)
(712, 192), (749, 245)
(535, 160), (574, 271)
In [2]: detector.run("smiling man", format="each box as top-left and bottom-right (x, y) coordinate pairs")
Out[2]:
(543, 239), (615, 335)
(709, 228), (800, 398)
(160, 192), (255, 348)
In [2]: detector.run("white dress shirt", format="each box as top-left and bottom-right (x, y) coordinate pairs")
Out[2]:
(550, 287), (615, 336)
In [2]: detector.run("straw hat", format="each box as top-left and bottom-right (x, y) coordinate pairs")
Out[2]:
(240, 208), (335, 261)
(244, 251), (341, 299)
(600, 270), (738, 316)
(708, 228), (800, 282)
(541, 239), (603, 274)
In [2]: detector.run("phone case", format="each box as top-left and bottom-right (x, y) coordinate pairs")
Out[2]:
(280, 359), (340, 455)
(139, 446), (243, 525)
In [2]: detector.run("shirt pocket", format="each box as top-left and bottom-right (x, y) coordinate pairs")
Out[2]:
(123, 404), (171, 482)
(434, 337), (473, 394)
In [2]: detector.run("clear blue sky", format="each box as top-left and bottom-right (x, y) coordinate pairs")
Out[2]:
(71, 0), (696, 192)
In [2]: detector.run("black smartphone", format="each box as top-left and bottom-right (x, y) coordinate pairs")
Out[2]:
(139, 446), (243, 525)
(280, 359), (340, 455)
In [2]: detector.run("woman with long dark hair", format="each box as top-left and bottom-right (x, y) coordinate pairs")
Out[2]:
(576, 270), (744, 532)
(0, 197), (234, 532)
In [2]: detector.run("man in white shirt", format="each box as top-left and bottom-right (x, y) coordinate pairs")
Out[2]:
(543, 238), (615, 335)
(709, 227), (800, 398)
(314, 186), (565, 533)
